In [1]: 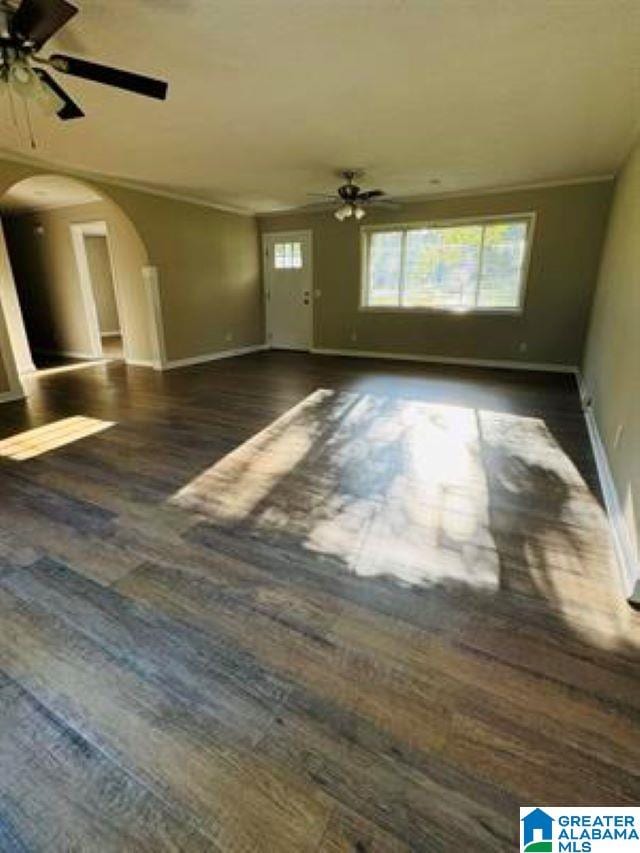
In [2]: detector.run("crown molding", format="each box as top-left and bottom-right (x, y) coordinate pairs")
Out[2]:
(257, 173), (616, 218)
(0, 148), (254, 217)
(0, 147), (617, 220)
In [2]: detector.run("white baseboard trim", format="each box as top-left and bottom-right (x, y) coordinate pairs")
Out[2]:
(577, 372), (640, 603)
(310, 346), (577, 374)
(164, 343), (269, 370)
(125, 359), (156, 368)
(0, 388), (25, 404)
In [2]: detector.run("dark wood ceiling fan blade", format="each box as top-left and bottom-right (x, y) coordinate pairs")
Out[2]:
(50, 54), (168, 100)
(358, 190), (385, 201)
(34, 67), (84, 119)
(10, 0), (78, 47)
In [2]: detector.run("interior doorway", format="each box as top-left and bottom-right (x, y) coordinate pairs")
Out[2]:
(70, 221), (124, 362)
(87, 235), (123, 360)
(0, 174), (160, 383)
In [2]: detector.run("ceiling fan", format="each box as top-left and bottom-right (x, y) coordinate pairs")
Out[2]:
(310, 170), (398, 221)
(0, 0), (168, 122)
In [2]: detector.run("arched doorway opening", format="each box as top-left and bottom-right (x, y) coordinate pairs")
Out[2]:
(0, 173), (164, 395)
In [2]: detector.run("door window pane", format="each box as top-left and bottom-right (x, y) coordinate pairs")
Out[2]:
(274, 242), (302, 269)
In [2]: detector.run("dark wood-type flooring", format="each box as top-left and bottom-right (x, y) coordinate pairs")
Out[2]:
(0, 351), (638, 851)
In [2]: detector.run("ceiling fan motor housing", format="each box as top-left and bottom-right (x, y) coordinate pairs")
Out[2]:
(338, 183), (361, 202)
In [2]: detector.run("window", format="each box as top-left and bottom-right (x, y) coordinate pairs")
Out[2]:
(274, 241), (302, 269)
(362, 215), (533, 312)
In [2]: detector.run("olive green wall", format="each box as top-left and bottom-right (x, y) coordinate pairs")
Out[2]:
(583, 140), (639, 591)
(105, 188), (262, 362)
(260, 180), (613, 366)
(85, 236), (119, 335)
(0, 156), (263, 391)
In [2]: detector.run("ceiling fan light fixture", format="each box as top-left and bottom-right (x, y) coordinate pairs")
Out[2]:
(9, 60), (40, 98)
(334, 203), (352, 221)
(321, 171), (396, 221)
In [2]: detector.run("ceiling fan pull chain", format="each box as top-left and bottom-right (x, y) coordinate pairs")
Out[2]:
(23, 95), (37, 148)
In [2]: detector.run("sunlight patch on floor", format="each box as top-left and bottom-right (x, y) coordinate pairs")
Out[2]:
(0, 416), (115, 461)
(173, 389), (336, 520)
(169, 387), (624, 637)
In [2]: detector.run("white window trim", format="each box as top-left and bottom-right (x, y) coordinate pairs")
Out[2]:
(359, 212), (536, 316)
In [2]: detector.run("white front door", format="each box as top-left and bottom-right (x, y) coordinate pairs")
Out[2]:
(264, 231), (312, 350)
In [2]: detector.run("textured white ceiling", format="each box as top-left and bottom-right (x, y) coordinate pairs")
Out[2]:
(0, 174), (101, 212)
(0, 0), (637, 212)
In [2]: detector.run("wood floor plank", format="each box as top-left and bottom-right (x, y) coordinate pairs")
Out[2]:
(114, 559), (640, 805)
(0, 673), (215, 852)
(115, 561), (454, 757)
(4, 559), (516, 849)
(0, 585), (332, 851)
(0, 350), (637, 849)
(0, 557), (281, 744)
(317, 807), (411, 853)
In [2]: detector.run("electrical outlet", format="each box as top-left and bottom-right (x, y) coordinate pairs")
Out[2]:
(519, 341), (528, 353)
(225, 332), (233, 343)
(350, 330), (357, 343)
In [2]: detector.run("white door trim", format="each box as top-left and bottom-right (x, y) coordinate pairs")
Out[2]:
(0, 289), (25, 401)
(0, 219), (35, 375)
(262, 230), (313, 350)
(142, 265), (167, 370)
(70, 222), (107, 359)
(71, 221), (137, 364)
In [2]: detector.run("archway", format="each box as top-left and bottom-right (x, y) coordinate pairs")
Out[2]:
(0, 171), (166, 399)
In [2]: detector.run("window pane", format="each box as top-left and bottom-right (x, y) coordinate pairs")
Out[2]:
(477, 222), (528, 308)
(274, 241), (303, 269)
(404, 226), (481, 308)
(363, 218), (530, 311)
(368, 231), (402, 305)
(404, 229), (439, 307)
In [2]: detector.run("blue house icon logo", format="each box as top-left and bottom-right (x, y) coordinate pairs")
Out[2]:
(521, 808), (554, 852)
